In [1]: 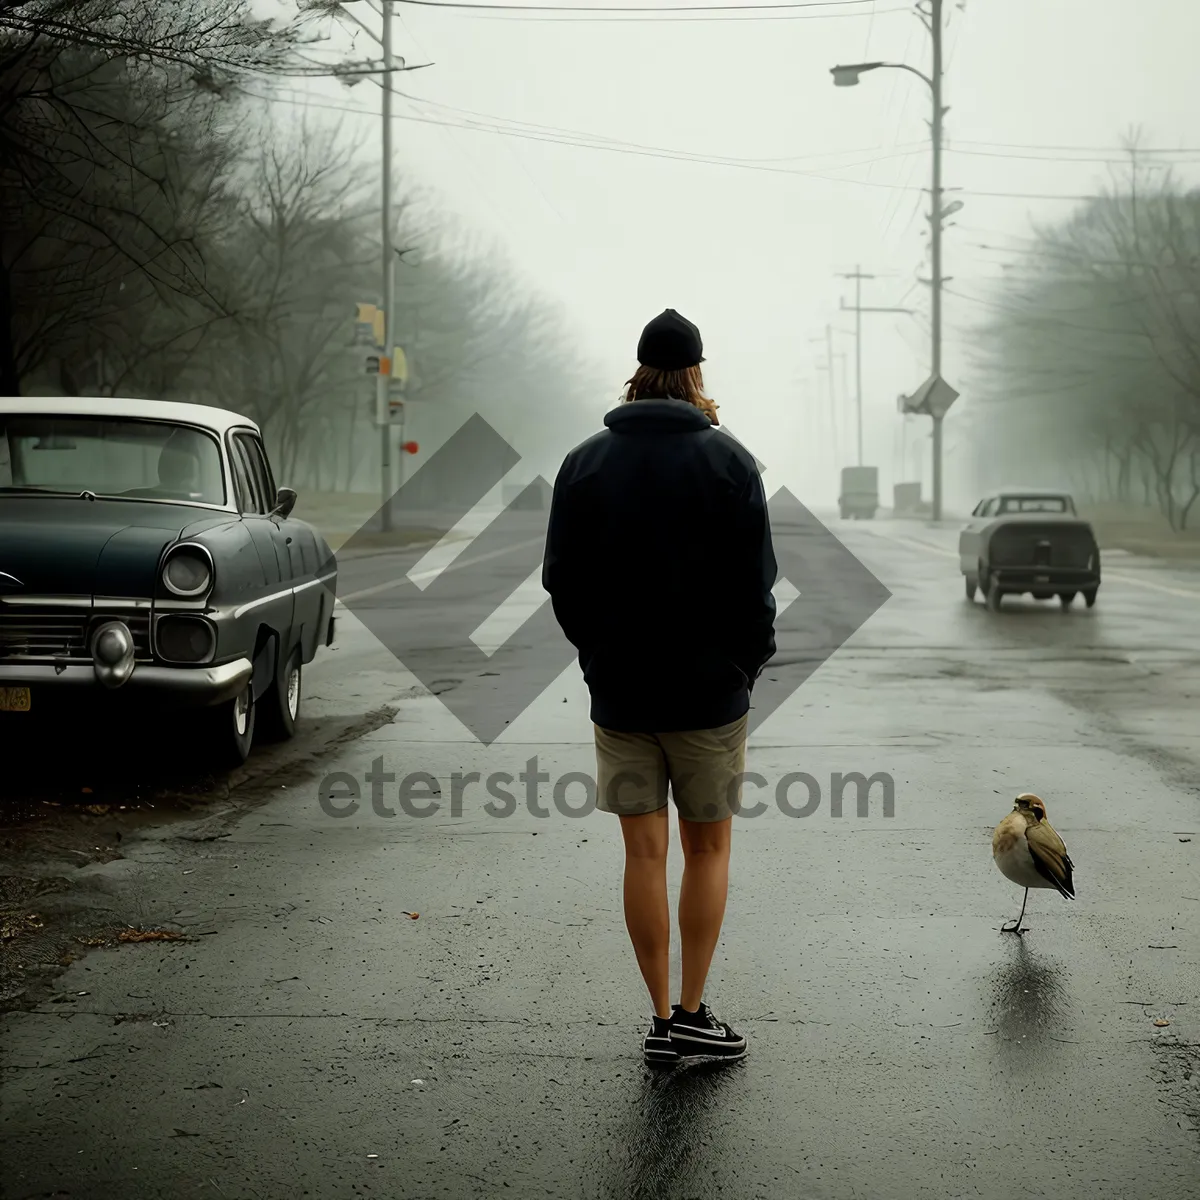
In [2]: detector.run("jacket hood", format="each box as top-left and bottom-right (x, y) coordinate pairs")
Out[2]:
(604, 398), (712, 435)
(0, 496), (229, 596)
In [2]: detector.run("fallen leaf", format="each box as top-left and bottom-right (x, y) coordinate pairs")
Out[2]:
(82, 804), (110, 815)
(402, 911), (419, 920)
(119, 927), (186, 943)
(1153, 1019), (1171, 1027)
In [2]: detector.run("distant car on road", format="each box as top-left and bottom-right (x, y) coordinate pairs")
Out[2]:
(958, 489), (1100, 612)
(0, 397), (337, 765)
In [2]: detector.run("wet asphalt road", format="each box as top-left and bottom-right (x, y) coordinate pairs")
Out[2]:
(2, 515), (1199, 1199)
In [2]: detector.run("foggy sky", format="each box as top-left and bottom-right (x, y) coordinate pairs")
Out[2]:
(278, 0), (1200, 507)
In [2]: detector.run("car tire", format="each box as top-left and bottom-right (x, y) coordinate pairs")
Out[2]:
(258, 646), (302, 742)
(965, 575), (978, 601)
(1059, 591), (1076, 608)
(1083, 588), (1098, 608)
(203, 682), (256, 769)
(985, 576), (1004, 612)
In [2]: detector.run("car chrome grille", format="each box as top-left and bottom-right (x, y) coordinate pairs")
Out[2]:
(0, 607), (87, 659)
(0, 605), (152, 661)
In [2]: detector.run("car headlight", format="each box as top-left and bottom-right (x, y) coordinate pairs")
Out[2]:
(162, 547), (212, 597)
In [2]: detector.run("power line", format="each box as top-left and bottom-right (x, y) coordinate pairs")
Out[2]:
(947, 145), (1200, 166)
(392, 0), (880, 11)
(390, 84), (931, 164)
(952, 138), (1200, 155)
(467, 4), (909, 17)
(241, 85), (1117, 201)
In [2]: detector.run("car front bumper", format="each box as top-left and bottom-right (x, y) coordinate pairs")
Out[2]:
(0, 657), (252, 707)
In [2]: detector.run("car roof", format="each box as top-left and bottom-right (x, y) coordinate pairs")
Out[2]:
(992, 487), (1072, 497)
(0, 396), (260, 436)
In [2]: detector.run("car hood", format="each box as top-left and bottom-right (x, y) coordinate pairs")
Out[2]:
(0, 496), (233, 597)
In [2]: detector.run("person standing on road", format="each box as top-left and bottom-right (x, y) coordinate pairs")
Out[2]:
(542, 309), (777, 1065)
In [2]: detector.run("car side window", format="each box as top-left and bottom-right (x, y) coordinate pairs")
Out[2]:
(228, 439), (255, 513)
(241, 435), (276, 510)
(230, 435), (267, 514)
(978, 498), (995, 517)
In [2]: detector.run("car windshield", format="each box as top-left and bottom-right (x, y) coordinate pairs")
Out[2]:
(997, 496), (1070, 514)
(0, 415), (225, 505)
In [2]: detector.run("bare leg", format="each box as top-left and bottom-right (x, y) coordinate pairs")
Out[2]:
(677, 815), (732, 1011)
(1001, 888), (1029, 934)
(618, 810), (671, 1018)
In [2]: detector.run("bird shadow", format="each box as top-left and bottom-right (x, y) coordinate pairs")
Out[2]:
(985, 936), (1076, 1065)
(591, 1058), (744, 1199)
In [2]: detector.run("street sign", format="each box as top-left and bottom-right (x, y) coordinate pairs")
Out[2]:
(902, 374), (959, 418)
(353, 303), (377, 347)
(392, 346), (408, 386)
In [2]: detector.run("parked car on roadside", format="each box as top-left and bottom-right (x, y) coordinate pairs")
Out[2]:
(0, 397), (337, 765)
(959, 489), (1100, 612)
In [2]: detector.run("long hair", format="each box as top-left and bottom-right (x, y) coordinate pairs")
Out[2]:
(622, 364), (719, 425)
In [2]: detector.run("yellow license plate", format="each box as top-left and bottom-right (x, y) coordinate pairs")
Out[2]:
(0, 687), (31, 712)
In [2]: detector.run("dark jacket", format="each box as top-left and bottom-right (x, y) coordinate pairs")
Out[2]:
(542, 397), (777, 732)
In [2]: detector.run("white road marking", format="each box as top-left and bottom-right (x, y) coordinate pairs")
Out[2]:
(863, 528), (1200, 599)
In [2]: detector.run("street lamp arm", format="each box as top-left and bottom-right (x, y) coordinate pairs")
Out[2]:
(881, 61), (934, 91)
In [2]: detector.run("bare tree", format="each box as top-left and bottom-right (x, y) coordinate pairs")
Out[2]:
(968, 146), (1200, 529)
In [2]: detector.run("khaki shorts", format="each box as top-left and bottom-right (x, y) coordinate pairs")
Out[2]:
(593, 714), (749, 823)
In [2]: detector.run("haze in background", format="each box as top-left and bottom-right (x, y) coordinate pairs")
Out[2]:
(272, 0), (1200, 508)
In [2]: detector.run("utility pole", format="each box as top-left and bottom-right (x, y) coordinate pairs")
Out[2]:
(809, 325), (839, 458)
(376, 0), (395, 531)
(930, 0), (945, 522)
(840, 268), (868, 466)
(838, 267), (912, 469)
(830, 0), (954, 519)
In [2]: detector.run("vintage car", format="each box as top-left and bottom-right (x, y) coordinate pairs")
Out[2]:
(959, 489), (1100, 612)
(0, 397), (337, 765)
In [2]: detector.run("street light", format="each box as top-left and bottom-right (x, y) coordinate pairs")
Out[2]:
(331, 1), (431, 531)
(831, 62), (884, 86)
(829, 0), (951, 522)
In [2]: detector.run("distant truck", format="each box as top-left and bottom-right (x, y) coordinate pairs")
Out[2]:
(839, 466), (879, 520)
(893, 482), (922, 515)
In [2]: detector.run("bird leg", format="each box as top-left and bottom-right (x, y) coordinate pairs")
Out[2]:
(1001, 888), (1029, 934)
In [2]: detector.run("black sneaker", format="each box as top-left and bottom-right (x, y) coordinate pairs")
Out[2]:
(643, 1014), (679, 1065)
(668, 1003), (747, 1060)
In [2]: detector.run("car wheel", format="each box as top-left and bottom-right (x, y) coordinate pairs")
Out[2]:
(965, 574), (978, 601)
(203, 682), (256, 769)
(1083, 588), (1098, 608)
(259, 647), (302, 742)
(985, 576), (1004, 612)
(1059, 591), (1076, 608)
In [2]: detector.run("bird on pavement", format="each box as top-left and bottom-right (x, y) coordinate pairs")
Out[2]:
(992, 793), (1075, 933)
